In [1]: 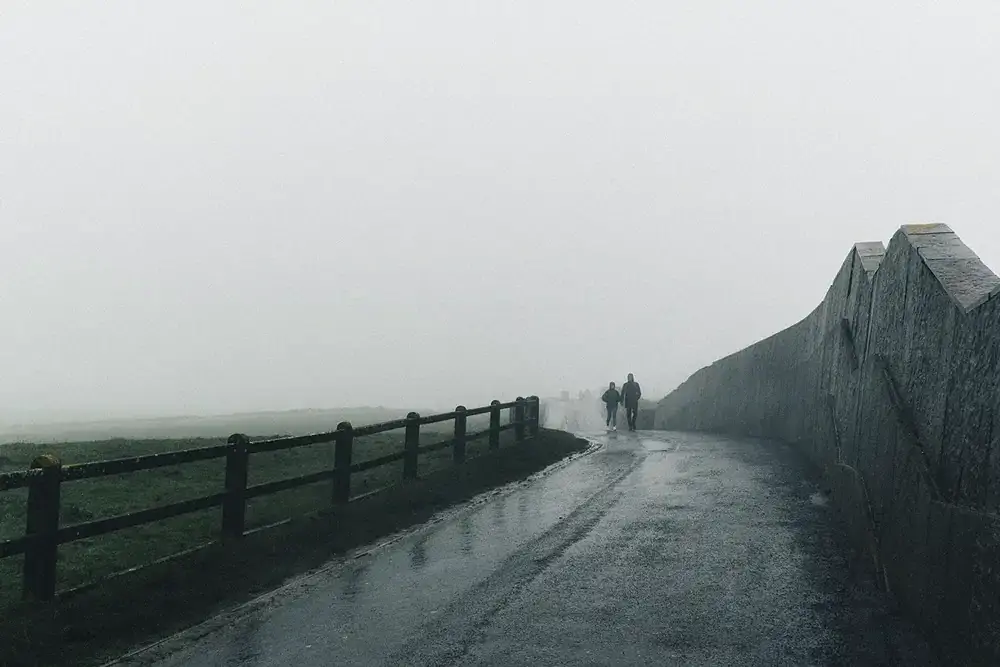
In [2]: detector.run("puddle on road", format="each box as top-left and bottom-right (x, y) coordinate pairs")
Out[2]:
(810, 491), (830, 507)
(641, 438), (678, 452)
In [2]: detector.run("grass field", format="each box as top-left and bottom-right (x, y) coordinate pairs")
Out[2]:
(0, 406), (437, 444)
(0, 411), (508, 606)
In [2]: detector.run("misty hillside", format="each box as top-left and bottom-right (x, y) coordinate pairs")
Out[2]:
(0, 407), (435, 444)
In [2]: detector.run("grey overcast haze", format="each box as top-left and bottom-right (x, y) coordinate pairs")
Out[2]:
(2, 1), (999, 424)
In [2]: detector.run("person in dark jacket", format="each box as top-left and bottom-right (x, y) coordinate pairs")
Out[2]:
(621, 373), (642, 431)
(602, 382), (621, 431)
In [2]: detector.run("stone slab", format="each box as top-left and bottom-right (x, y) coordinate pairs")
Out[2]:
(903, 223), (954, 236)
(907, 230), (981, 261)
(922, 256), (1000, 313)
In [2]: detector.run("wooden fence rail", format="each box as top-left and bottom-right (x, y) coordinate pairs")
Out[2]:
(0, 396), (541, 601)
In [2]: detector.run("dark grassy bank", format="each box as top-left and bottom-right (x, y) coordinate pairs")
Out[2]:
(0, 415), (503, 600)
(0, 428), (587, 667)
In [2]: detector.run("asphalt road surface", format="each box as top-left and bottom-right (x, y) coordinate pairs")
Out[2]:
(115, 430), (938, 666)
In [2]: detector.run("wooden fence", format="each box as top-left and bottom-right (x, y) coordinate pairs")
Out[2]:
(0, 396), (541, 601)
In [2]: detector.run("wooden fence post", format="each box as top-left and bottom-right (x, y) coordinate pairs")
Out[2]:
(453, 406), (467, 464)
(528, 396), (541, 436)
(23, 454), (62, 601)
(334, 422), (353, 504)
(514, 397), (526, 442)
(489, 400), (501, 451)
(404, 412), (420, 479)
(222, 433), (250, 542)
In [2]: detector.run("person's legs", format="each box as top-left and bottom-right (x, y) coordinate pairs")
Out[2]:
(611, 404), (618, 428)
(627, 405), (638, 430)
(606, 404), (612, 427)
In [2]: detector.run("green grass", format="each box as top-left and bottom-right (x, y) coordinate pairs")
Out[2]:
(0, 415), (510, 606)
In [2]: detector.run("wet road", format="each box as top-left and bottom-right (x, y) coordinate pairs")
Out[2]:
(116, 431), (937, 666)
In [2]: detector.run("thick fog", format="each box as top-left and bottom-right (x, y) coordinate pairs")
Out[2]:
(3, 2), (999, 423)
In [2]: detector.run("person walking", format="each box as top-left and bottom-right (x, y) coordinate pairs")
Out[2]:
(602, 381), (621, 431)
(621, 373), (642, 431)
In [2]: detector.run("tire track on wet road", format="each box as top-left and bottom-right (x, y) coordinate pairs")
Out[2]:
(387, 450), (646, 667)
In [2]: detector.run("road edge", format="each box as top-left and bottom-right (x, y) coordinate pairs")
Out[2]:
(103, 434), (604, 666)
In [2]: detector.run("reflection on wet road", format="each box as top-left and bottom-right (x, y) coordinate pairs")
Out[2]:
(116, 431), (937, 666)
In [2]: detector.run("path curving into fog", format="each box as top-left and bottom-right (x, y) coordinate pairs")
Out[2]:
(113, 430), (937, 666)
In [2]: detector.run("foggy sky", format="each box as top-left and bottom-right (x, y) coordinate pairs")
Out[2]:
(3, 2), (999, 422)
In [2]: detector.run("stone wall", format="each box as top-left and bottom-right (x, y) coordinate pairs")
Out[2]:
(655, 224), (1000, 663)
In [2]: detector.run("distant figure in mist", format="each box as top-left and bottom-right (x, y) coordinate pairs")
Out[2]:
(602, 382), (621, 431)
(621, 373), (642, 432)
